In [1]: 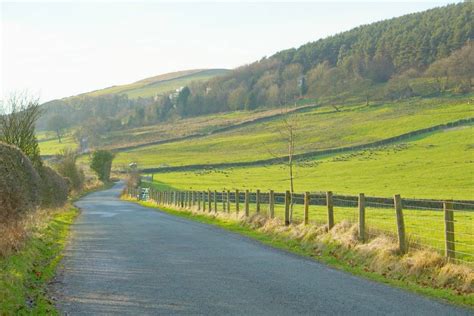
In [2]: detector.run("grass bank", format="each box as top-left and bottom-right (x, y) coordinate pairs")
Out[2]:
(124, 196), (473, 308)
(0, 206), (78, 315)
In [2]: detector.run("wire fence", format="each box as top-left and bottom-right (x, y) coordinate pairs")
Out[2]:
(129, 187), (474, 266)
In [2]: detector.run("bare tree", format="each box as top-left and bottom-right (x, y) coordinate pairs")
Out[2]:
(265, 105), (300, 223)
(280, 107), (299, 222)
(0, 92), (42, 168)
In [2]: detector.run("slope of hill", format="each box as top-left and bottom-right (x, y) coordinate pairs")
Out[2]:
(83, 69), (229, 99)
(157, 2), (472, 116)
(143, 124), (473, 200)
(111, 96), (472, 169)
(36, 68), (229, 131)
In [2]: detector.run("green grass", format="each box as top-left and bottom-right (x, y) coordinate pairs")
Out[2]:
(144, 125), (474, 199)
(126, 199), (474, 307)
(113, 97), (473, 169)
(126, 69), (228, 99)
(0, 207), (79, 315)
(38, 135), (77, 156)
(84, 69), (229, 99)
(99, 107), (286, 150)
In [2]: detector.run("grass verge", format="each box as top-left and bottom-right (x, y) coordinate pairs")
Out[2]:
(0, 206), (79, 315)
(124, 197), (473, 308)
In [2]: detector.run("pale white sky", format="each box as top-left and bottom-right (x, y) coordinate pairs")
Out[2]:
(1, 1), (460, 103)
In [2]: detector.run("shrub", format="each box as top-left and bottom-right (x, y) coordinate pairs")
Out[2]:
(90, 150), (115, 182)
(0, 93), (43, 168)
(38, 166), (69, 208)
(56, 149), (84, 192)
(0, 142), (41, 223)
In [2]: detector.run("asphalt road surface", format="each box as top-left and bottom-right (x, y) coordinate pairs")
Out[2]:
(52, 182), (472, 315)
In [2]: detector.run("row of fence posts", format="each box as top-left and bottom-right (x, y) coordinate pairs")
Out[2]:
(134, 188), (457, 261)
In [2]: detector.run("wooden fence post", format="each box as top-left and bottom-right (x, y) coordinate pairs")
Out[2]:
(358, 193), (366, 242)
(222, 190), (226, 211)
(226, 190), (230, 212)
(284, 190), (290, 226)
(394, 194), (407, 254)
(256, 189), (261, 213)
(444, 201), (455, 260)
(245, 190), (250, 217)
(197, 191), (201, 210)
(304, 192), (310, 225)
(269, 190), (275, 219)
(191, 191), (195, 207)
(235, 190), (240, 214)
(208, 190), (212, 212)
(203, 191), (206, 212)
(326, 191), (334, 230)
(214, 190), (218, 213)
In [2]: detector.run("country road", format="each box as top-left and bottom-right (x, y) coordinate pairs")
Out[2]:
(52, 182), (471, 315)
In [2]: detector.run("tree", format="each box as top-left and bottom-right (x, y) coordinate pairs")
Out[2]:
(47, 114), (68, 143)
(90, 150), (115, 182)
(266, 108), (300, 223)
(0, 92), (42, 168)
(176, 86), (191, 116)
(56, 148), (84, 191)
(280, 110), (300, 223)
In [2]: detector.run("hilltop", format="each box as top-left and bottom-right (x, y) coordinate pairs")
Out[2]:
(81, 69), (229, 99)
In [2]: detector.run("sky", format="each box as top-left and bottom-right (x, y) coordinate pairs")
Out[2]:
(1, 1), (461, 103)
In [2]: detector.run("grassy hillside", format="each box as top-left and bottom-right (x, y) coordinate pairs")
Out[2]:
(84, 69), (228, 99)
(38, 135), (77, 156)
(99, 106), (306, 150)
(143, 125), (473, 200)
(112, 96), (473, 169)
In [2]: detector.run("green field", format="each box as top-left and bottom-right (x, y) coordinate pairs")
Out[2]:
(84, 69), (228, 99)
(113, 97), (473, 169)
(144, 125), (474, 199)
(38, 135), (77, 156)
(100, 107), (292, 149)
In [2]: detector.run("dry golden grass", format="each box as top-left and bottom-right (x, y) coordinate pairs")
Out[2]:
(0, 207), (64, 257)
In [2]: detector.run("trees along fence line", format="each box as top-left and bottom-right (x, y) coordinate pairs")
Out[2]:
(128, 187), (474, 266)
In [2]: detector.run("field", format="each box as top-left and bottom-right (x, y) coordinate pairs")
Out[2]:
(113, 97), (473, 169)
(144, 125), (474, 199)
(38, 135), (77, 156)
(100, 106), (298, 150)
(83, 69), (228, 99)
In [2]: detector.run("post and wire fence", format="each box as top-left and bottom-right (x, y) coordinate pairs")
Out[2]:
(127, 187), (474, 266)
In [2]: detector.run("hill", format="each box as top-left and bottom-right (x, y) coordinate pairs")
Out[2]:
(111, 96), (472, 169)
(38, 3), (472, 149)
(82, 69), (229, 99)
(160, 3), (472, 117)
(36, 68), (229, 131)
